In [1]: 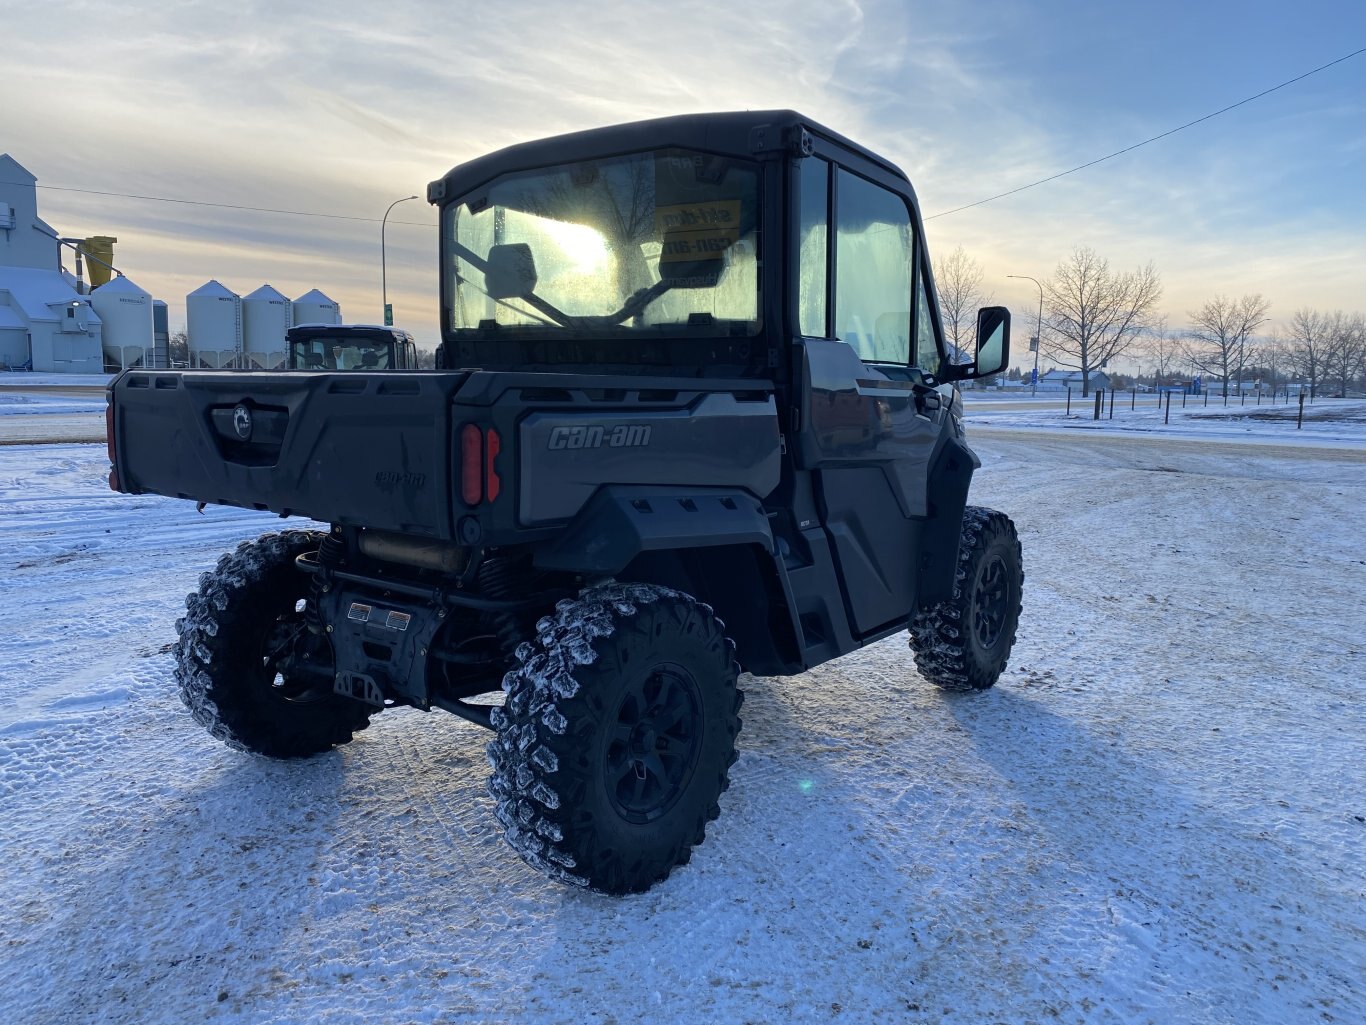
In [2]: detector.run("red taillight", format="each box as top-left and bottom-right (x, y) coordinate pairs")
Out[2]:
(485, 429), (501, 502)
(460, 424), (483, 506)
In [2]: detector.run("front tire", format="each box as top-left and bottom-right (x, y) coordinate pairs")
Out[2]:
(174, 531), (373, 758)
(910, 506), (1023, 691)
(488, 583), (743, 894)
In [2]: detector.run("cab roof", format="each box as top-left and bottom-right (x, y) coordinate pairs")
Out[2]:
(428, 110), (910, 205)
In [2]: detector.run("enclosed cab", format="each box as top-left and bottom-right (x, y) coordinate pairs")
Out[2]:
(286, 323), (418, 370)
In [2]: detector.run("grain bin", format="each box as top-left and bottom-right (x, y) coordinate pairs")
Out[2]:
(292, 288), (341, 326)
(186, 280), (242, 368)
(91, 275), (154, 369)
(242, 283), (291, 369)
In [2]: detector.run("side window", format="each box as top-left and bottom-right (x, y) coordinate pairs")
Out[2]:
(834, 169), (914, 363)
(914, 267), (939, 371)
(797, 158), (829, 337)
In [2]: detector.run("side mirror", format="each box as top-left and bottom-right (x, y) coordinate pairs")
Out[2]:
(485, 242), (538, 299)
(974, 306), (1010, 377)
(941, 306), (1011, 381)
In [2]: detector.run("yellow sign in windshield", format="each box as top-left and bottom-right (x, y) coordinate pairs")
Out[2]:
(656, 200), (741, 263)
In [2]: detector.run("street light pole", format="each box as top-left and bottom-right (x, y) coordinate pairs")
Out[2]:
(1007, 274), (1044, 397)
(381, 195), (419, 326)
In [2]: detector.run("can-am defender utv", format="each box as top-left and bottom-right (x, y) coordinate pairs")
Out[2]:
(107, 110), (1023, 893)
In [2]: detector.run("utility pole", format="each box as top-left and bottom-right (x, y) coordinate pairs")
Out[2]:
(1007, 274), (1044, 396)
(381, 195), (419, 327)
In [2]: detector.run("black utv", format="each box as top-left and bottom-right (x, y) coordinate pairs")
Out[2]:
(286, 323), (418, 370)
(107, 110), (1023, 894)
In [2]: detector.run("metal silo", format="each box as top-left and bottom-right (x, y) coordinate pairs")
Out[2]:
(292, 288), (341, 327)
(186, 280), (242, 369)
(90, 275), (154, 370)
(242, 284), (291, 369)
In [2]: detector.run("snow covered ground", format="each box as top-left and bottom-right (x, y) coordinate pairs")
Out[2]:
(2, 394), (1363, 1024)
(963, 391), (1366, 447)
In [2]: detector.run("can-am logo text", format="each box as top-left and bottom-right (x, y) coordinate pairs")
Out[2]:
(548, 424), (652, 450)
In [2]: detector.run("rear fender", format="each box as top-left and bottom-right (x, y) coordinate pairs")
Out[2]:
(533, 486), (772, 575)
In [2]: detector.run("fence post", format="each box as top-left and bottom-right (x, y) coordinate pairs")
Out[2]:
(1298, 392), (1305, 429)
(1109, 389), (1115, 419)
(1066, 387), (1072, 415)
(1131, 389), (1136, 410)
(1241, 390), (1246, 406)
(1165, 391), (1171, 425)
(1093, 390), (1103, 421)
(1182, 389), (1187, 408)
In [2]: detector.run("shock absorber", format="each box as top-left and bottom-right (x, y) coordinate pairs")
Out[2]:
(306, 529), (346, 635)
(478, 554), (535, 656)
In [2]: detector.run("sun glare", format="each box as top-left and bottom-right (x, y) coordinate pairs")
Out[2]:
(537, 218), (610, 274)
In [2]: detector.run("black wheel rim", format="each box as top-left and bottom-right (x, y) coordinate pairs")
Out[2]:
(605, 664), (703, 824)
(260, 608), (332, 704)
(972, 555), (1010, 650)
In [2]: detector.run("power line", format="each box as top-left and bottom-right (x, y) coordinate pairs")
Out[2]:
(5, 45), (1362, 229)
(926, 46), (1366, 220)
(0, 180), (435, 228)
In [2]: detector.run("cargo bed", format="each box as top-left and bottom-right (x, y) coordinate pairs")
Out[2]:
(110, 370), (469, 539)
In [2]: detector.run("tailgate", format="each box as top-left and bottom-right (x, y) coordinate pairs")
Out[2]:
(111, 370), (467, 539)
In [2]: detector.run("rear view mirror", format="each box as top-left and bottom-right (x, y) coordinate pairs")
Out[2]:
(485, 243), (538, 299)
(974, 306), (1009, 377)
(940, 306), (1011, 381)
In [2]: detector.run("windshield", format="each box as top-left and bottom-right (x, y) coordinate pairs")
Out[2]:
(290, 335), (393, 370)
(444, 148), (760, 336)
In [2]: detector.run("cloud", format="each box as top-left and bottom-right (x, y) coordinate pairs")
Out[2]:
(5, 0), (1364, 352)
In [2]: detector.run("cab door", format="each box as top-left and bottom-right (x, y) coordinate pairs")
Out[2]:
(790, 156), (948, 637)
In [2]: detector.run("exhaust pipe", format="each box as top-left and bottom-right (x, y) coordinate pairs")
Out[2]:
(357, 529), (468, 574)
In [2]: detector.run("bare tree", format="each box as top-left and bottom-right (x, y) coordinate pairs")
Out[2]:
(1139, 317), (1184, 389)
(169, 329), (189, 367)
(1249, 329), (1287, 395)
(1040, 246), (1161, 396)
(1184, 294), (1270, 398)
(936, 246), (991, 356)
(1286, 307), (1329, 399)
(1322, 311), (1366, 398)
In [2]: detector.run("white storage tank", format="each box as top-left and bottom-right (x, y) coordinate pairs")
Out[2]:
(91, 275), (154, 370)
(187, 280), (242, 369)
(292, 288), (341, 326)
(242, 284), (291, 369)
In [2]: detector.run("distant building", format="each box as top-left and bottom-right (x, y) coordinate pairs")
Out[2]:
(4, 153), (344, 374)
(1038, 368), (1113, 392)
(0, 154), (105, 372)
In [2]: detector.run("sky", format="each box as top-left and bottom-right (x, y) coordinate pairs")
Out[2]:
(3, 0), (1364, 365)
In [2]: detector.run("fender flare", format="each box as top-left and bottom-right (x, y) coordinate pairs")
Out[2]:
(915, 433), (980, 608)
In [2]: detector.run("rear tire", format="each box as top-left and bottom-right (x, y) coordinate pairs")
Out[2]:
(910, 506), (1023, 691)
(487, 583), (743, 894)
(174, 531), (373, 758)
